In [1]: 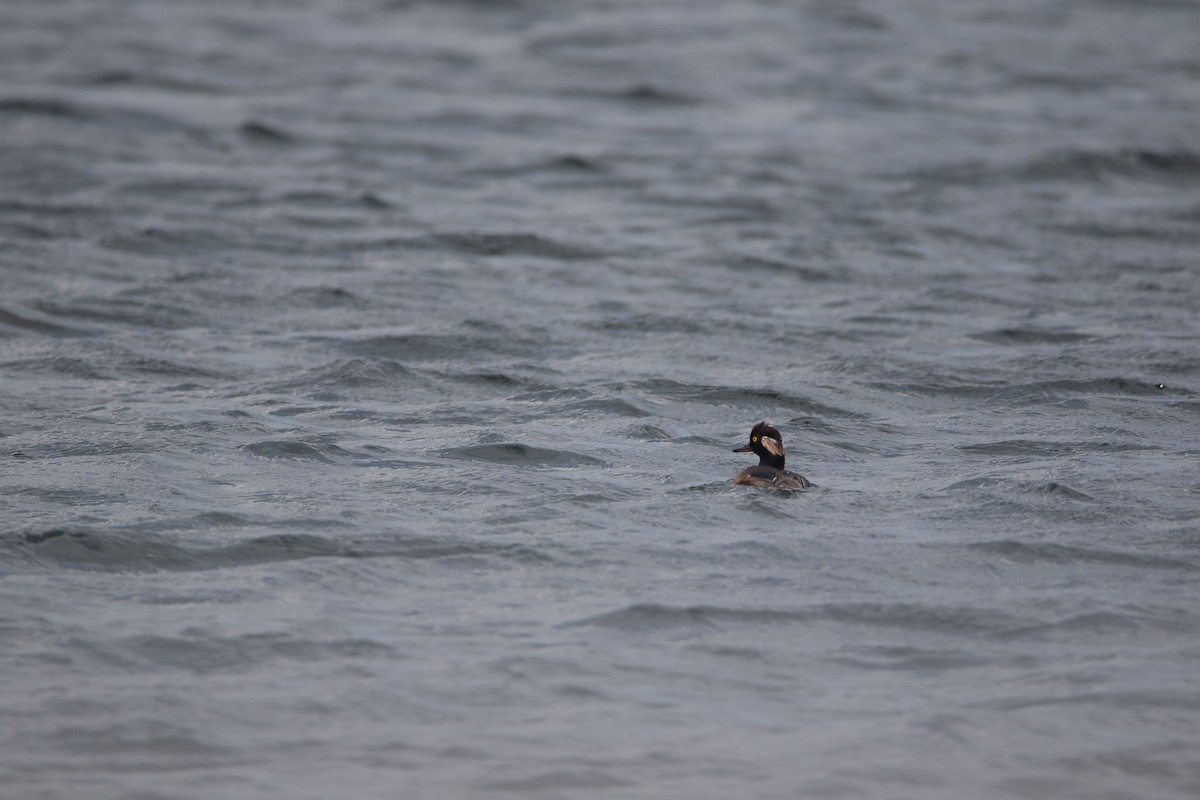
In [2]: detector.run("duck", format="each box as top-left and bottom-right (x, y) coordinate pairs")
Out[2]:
(732, 421), (812, 489)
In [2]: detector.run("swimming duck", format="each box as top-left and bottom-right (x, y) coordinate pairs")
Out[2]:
(732, 421), (812, 489)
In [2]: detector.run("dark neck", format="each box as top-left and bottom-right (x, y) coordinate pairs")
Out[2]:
(758, 451), (785, 470)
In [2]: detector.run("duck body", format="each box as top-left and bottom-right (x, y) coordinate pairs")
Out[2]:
(731, 422), (812, 490)
(732, 464), (812, 490)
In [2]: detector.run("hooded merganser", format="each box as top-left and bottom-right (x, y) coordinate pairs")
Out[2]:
(732, 422), (812, 489)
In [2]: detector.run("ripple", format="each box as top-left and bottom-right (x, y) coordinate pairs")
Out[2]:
(122, 355), (225, 379)
(3, 529), (556, 572)
(728, 255), (845, 282)
(249, 358), (415, 396)
(240, 440), (353, 462)
(565, 602), (1023, 635)
(4, 529), (340, 571)
(75, 631), (392, 674)
(239, 119), (296, 144)
(968, 540), (1196, 570)
(967, 327), (1095, 345)
(872, 376), (1179, 404)
(986, 689), (1200, 713)
(477, 153), (612, 177)
(609, 83), (702, 106)
(1028, 147), (1200, 184)
(621, 378), (866, 419)
(0, 96), (88, 118)
(0, 306), (92, 337)
(444, 443), (608, 468)
(542, 153), (609, 172)
(619, 422), (673, 440)
(30, 298), (204, 330)
(565, 603), (727, 631)
(336, 332), (540, 362)
(286, 286), (369, 309)
(830, 644), (989, 671)
(100, 226), (241, 256)
(905, 147), (1200, 187)
(411, 231), (602, 260)
(555, 395), (654, 419)
(434, 370), (547, 391)
(52, 719), (234, 761)
(1028, 481), (1094, 502)
(955, 439), (1155, 457)
(483, 770), (632, 792)
(6, 436), (155, 459)
(940, 476), (1003, 492)
(1003, 608), (1198, 639)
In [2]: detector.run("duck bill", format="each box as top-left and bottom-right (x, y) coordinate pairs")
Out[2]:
(732, 444), (753, 453)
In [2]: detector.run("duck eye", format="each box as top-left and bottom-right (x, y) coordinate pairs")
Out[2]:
(751, 436), (758, 442)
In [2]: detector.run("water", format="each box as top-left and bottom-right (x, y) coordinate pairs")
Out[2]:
(3, 1), (1199, 797)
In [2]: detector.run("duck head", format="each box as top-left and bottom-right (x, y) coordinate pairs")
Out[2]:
(733, 421), (786, 470)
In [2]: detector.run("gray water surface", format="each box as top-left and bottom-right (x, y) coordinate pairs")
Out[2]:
(3, 1), (1199, 798)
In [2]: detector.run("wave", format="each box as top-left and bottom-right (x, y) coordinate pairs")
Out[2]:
(829, 644), (990, 671)
(472, 153), (612, 178)
(968, 539), (1196, 571)
(616, 378), (866, 419)
(66, 631), (393, 675)
(566, 598), (1198, 646)
(954, 439), (1154, 457)
(407, 231), (602, 260)
(235, 358), (416, 398)
(239, 119), (296, 144)
(337, 333), (518, 362)
(871, 376), (1179, 404)
(239, 439), (355, 463)
(900, 147), (1200, 187)
(2, 528), (555, 573)
(564, 602), (1024, 636)
(0, 306), (92, 337)
(966, 327), (1095, 346)
(29, 297), (204, 331)
(443, 443), (608, 468)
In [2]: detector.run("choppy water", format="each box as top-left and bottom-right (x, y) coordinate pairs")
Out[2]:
(3, 1), (1200, 798)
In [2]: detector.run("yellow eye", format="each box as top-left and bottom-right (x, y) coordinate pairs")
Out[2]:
(751, 436), (758, 442)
